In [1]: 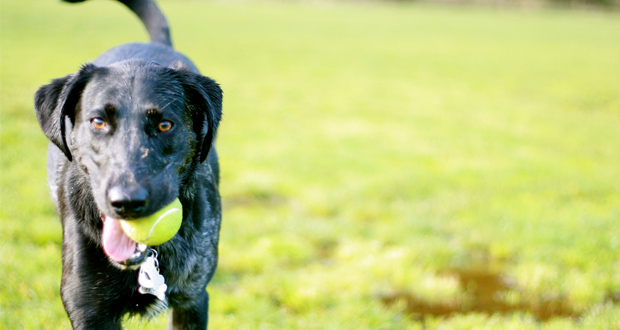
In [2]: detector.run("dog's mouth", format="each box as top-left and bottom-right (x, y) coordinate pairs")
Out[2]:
(101, 214), (148, 267)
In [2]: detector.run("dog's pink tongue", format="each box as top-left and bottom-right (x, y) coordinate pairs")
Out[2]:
(102, 216), (137, 263)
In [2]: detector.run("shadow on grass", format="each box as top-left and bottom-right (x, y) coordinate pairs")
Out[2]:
(223, 191), (287, 209)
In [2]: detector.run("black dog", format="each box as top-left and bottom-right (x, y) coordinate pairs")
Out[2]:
(34, 0), (222, 328)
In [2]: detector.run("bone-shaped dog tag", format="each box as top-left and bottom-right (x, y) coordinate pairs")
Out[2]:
(138, 255), (167, 301)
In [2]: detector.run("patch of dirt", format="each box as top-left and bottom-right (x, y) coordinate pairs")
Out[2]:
(378, 265), (610, 322)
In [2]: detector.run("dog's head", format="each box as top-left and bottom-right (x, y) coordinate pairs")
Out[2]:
(35, 60), (222, 265)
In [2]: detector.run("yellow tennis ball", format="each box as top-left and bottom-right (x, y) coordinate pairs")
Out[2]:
(120, 199), (182, 245)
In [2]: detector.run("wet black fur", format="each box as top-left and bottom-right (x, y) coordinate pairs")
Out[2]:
(34, 1), (222, 329)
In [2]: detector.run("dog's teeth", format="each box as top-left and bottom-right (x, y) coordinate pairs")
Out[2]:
(138, 244), (148, 252)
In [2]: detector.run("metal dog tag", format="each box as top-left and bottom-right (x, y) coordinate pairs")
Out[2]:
(138, 251), (167, 301)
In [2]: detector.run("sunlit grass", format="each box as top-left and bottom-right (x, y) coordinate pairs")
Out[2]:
(2, 0), (620, 328)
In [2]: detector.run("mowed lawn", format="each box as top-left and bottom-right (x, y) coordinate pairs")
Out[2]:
(2, 0), (620, 328)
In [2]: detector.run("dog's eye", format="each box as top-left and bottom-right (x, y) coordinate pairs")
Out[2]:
(91, 117), (107, 130)
(158, 120), (173, 133)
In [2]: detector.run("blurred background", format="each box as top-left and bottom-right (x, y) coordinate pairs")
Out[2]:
(1, 0), (619, 328)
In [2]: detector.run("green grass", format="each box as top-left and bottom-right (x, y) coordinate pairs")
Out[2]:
(2, 0), (620, 328)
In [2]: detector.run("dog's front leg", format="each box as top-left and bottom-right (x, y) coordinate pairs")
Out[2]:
(168, 291), (210, 330)
(60, 219), (127, 330)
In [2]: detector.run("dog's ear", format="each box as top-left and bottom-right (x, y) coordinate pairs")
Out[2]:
(34, 64), (97, 161)
(177, 71), (223, 163)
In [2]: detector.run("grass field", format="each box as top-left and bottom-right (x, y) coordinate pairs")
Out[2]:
(2, 0), (620, 328)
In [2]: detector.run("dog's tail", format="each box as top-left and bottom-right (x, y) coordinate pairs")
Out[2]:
(62, 0), (172, 47)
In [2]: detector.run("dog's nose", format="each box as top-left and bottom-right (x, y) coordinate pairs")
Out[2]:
(108, 186), (149, 218)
